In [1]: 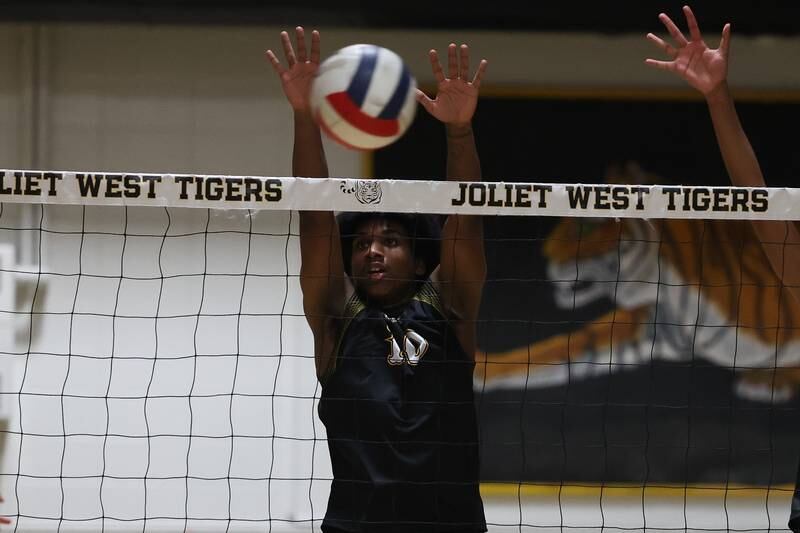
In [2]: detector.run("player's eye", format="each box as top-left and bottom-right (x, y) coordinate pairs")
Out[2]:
(384, 238), (398, 247)
(354, 238), (370, 251)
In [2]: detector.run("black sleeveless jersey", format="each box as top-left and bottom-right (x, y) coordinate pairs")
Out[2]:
(318, 282), (486, 532)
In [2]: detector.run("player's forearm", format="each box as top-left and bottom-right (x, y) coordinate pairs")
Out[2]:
(443, 122), (483, 246)
(295, 111), (336, 262)
(293, 112), (328, 178)
(446, 123), (480, 182)
(705, 85), (800, 300)
(440, 123), (485, 321)
(706, 83), (765, 188)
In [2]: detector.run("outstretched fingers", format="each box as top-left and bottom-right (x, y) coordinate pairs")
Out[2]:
(310, 29), (321, 64)
(429, 49), (446, 83)
(266, 27), (320, 76)
(415, 88), (435, 114)
(264, 49), (284, 75)
(459, 44), (470, 79)
(644, 58), (676, 73)
(646, 32), (677, 58)
(682, 5), (703, 43)
(280, 30), (297, 67)
(447, 43), (458, 79)
(430, 43), (485, 84)
(719, 23), (731, 58)
(294, 27), (307, 62)
(472, 59), (488, 89)
(658, 12), (688, 47)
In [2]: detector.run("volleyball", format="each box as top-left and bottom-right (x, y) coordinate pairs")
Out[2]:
(310, 44), (417, 150)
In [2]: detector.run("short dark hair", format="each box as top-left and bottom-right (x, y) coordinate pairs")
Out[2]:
(336, 212), (442, 280)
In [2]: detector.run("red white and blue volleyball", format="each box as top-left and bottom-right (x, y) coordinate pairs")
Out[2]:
(310, 44), (417, 150)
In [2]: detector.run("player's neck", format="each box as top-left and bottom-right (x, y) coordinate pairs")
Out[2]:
(359, 283), (419, 310)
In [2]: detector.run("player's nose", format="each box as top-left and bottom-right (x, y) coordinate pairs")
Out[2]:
(367, 240), (384, 257)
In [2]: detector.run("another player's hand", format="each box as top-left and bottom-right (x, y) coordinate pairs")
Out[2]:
(417, 43), (487, 127)
(265, 27), (321, 113)
(0, 495), (11, 527)
(645, 5), (730, 99)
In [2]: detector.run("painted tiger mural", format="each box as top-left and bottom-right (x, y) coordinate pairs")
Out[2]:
(477, 171), (800, 403)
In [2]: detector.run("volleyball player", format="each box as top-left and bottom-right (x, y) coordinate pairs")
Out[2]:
(266, 28), (488, 532)
(645, 6), (800, 531)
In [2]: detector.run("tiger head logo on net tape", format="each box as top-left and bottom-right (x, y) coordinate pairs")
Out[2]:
(340, 180), (383, 205)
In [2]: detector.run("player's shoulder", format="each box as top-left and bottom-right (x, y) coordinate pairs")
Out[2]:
(417, 273), (469, 322)
(413, 279), (442, 311)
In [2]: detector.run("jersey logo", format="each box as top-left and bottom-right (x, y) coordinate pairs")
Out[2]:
(384, 318), (429, 366)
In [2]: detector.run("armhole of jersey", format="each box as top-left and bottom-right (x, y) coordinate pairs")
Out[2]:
(320, 290), (365, 383)
(414, 279), (445, 318)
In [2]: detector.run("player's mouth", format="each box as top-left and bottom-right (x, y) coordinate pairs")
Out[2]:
(367, 264), (386, 280)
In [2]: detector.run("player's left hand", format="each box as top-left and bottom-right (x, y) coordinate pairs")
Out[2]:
(645, 5), (730, 99)
(416, 43), (487, 127)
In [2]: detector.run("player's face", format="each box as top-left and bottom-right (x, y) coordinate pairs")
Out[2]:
(350, 218), (425, 305)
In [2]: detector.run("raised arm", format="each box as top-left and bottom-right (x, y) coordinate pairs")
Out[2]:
(416, 44), (488, 337)
(266, 28), (345, 377)
(645, 6), (800, 301)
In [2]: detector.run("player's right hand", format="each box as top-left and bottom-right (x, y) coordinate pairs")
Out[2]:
(265, 27), (321, 113)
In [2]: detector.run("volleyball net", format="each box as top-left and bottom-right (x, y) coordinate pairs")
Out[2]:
(0, 169), (797, 532)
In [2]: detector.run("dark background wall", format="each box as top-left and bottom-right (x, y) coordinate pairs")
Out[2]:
(1, 1), (799, 36)
(374, 95), (800, 484)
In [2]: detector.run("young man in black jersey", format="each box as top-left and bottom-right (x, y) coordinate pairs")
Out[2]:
(266, 28), (488, 532)
(645, 6), (800, 532)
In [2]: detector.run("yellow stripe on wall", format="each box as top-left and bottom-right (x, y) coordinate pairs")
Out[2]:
(480, 482), (795, 500)
(418, 85), (800, 102)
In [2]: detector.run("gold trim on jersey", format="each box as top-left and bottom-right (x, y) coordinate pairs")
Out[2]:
(342, 291), (367, 320)
(413, 280), (443, 316)
(328, 281), (443, 379)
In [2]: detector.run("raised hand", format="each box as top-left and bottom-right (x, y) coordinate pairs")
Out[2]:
(0, 495), (10, 527)
(416, 43), (487, 126)
(265, 27), (321, 112)
(645, 5), (730, 98)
